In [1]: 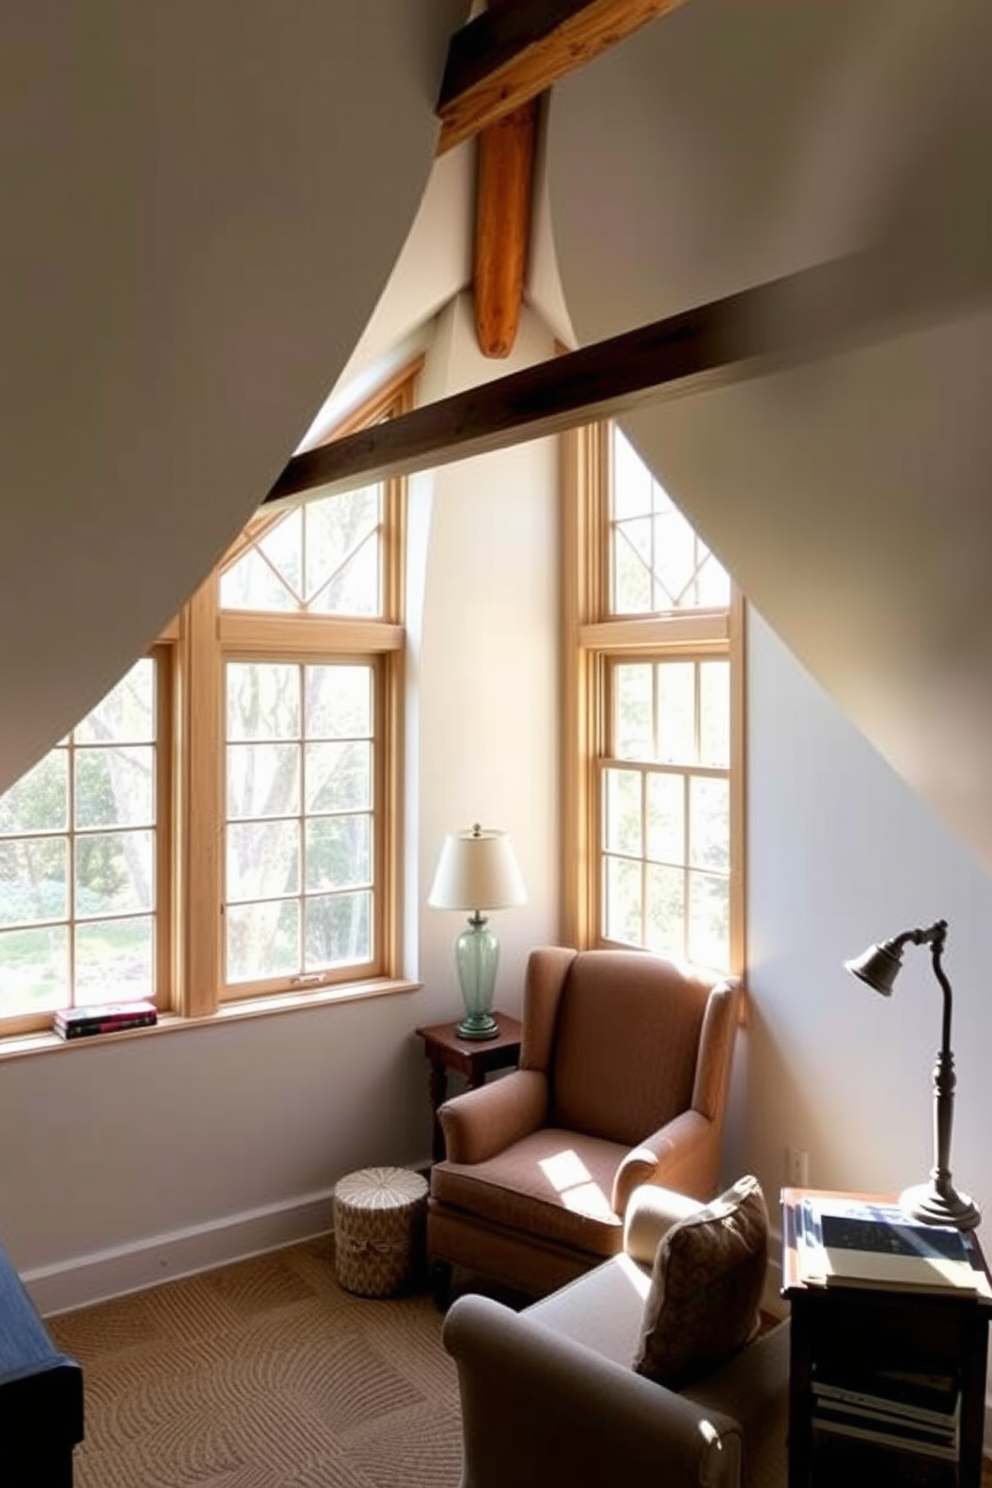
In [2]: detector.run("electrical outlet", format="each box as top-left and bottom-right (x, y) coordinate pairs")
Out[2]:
(786, 1146), (809, 1186)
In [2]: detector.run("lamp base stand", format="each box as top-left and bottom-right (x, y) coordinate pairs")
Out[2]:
(899, 1180), (981, 1232)
(455, 1011), (500, 1042)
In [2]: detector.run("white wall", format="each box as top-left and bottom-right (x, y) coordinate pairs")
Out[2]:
(737, 610), (992, 1265)
(0, 295), (560, 1316)
(0, 0), (469, 797)
(547, 0), (992, 875)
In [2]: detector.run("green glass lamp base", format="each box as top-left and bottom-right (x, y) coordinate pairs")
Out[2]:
(456, 1011), (500, 1041)
(454, 914), (501, 1043)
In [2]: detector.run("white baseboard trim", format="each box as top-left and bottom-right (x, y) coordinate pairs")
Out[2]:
(24, 1188), (337, 1317)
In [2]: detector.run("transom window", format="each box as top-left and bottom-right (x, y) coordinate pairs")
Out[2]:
(610, 429), (730, 614)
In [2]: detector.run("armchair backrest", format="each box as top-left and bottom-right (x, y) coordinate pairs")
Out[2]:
(521, 948), (739, 1148)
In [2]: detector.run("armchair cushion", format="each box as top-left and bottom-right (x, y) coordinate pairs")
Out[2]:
(431, 1127), (627, 1257)
(635, 1175), (769, 1389)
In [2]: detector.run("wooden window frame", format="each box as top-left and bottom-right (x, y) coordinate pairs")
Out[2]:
(0, 362), (418, 1041)
(560, 420), (746, 976)
(177, 365), (417, 1019)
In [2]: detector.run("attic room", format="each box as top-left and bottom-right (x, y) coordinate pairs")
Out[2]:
(3, 0), (992, 1424)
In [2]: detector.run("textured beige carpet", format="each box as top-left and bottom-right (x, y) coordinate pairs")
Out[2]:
(47, 1236), (463, 1488)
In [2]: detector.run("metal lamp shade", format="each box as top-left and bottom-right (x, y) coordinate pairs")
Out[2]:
(844, 940), (904, 996)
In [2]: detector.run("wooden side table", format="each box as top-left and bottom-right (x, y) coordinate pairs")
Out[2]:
(781, 1186), (992, 1488)
(415, 1012), (522, 1162)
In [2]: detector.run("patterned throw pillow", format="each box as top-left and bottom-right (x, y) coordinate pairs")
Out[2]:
(633, 1174), (768, 1389)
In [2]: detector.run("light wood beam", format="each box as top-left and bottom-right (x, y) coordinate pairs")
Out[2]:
(471, 0), (540, 358)
(437, 0), (691, 154)
(265, 246), (992, 507)
(473, 95), (539, 358)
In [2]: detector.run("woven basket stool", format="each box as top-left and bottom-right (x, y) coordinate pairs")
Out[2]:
(333, 1166), (429, 1298)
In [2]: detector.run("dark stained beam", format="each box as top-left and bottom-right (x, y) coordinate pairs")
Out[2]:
(266, 245), (992, 507)
(436, 0), (691, 154)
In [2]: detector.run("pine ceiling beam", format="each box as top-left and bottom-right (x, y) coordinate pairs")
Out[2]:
(265, 246), (989, 507)
(471, 0), (540, 359)
(436, 0), (691, 155)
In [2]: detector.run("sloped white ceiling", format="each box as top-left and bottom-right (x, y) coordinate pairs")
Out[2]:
(0, 0), (468, 795)
(548, 0), (992, 871)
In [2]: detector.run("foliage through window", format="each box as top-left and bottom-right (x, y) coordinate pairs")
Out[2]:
(562, 422), (743, 974)
(0, 364), (416, 1035)
(0, 657), (168, 1023)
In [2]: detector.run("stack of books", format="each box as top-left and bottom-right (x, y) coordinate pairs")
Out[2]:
(53, 999), (158, 1040)
(812, 1364), (960, 1464)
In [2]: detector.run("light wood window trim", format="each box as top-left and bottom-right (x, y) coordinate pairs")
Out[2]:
(561, 420), (746, 978)
(182, 367), (416, 1012)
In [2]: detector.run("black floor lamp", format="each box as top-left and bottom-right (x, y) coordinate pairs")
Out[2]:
(845, 917), (980, 1231)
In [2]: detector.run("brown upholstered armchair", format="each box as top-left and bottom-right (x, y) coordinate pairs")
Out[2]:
(427, 946), (742, 1300)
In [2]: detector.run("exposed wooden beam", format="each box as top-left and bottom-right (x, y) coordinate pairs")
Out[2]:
(471, 0), (540, 359)
(265, 246), (991, 507)
(473, 95), (539, 357)
(436, 0), (691, 155)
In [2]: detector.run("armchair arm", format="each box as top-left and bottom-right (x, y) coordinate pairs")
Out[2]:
(612, 1109), (717, 1216)
(443, 1293), (742, 1488)
(438, 1068), (548, 1165)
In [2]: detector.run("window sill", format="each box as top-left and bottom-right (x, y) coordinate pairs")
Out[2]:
(0, 977), (423, 1061)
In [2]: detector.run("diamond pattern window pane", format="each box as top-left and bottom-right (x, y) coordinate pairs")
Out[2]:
(609, 427), (729, 614)
(220, 485), (383, 616)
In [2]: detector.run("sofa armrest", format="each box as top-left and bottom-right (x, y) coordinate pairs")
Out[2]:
(443, 1293), (743, 1488)
(622, 1184), (707, 1268)
(612, 1109), (714, 1215)
(438, 1068), (548, 1165)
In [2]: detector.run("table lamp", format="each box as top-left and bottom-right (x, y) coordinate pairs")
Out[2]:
(428, 823), (527, 1041)
(845, 917), (980, 1231)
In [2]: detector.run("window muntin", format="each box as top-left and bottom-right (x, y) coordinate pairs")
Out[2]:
(220, 483), (384, 617)
(610, 426), (730, 614)
(0, 657), (163, 1022)
(602, 657), (731, 966)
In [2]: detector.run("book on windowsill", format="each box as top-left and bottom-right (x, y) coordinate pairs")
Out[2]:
(794, 1193), (987, 1294)
(53, 1000), (158, 1039)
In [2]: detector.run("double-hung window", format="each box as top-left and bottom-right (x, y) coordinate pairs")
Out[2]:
(562, 420), (744, 974)
(0, 364), (415, 1037)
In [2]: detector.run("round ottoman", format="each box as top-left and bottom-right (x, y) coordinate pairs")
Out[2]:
(333, 1166), (429, 1298)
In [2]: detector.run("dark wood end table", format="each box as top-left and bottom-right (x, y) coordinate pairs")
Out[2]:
(781, 1186), (992, 1488)
(415, 1012), (522, 1162)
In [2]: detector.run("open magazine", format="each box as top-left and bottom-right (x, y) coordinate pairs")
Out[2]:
(794, 1195), (987, 1293)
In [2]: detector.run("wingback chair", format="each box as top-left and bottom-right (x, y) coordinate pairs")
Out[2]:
(427, 946), (742, 1299)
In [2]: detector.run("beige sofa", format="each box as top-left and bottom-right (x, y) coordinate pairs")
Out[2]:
(442, 1186), (789, 1488)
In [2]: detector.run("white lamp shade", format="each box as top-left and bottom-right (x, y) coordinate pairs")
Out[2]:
(428, 826), (527, 912)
